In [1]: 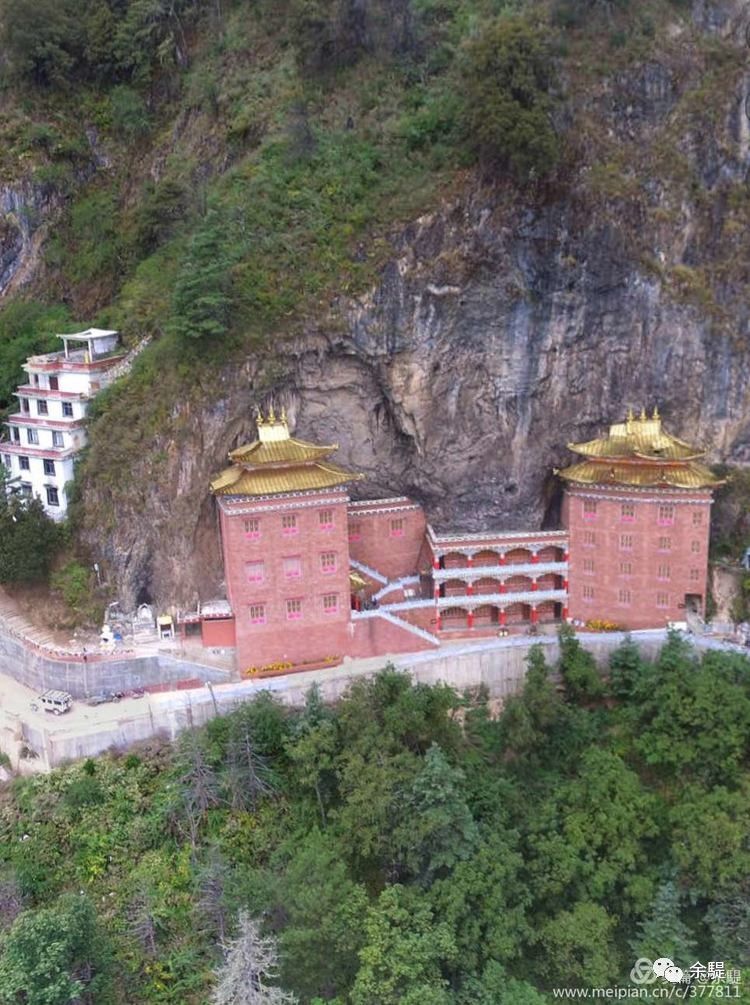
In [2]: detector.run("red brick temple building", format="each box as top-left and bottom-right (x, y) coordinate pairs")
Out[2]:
(559, 408), (723, 629)
(200, 407), (721, 671)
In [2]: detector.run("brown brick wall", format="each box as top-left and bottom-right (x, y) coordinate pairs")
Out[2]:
(347, 500), (426, 580)
(219, 491), (353, 669)
(564, 486), (712, 629)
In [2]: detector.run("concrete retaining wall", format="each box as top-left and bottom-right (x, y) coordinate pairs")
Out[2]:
(4, 630), (672, 770)
(0, 624), (232, 699)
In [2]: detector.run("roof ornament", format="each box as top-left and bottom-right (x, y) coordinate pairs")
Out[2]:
(639, 407), (646, 421)
(626, 407), (634, 425)
(257, 407), (265, 425)
(268, 403), (276, 423)
(653, 405), (660, 420)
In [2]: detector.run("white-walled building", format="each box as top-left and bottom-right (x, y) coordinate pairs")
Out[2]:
(1, 328), (124, 519)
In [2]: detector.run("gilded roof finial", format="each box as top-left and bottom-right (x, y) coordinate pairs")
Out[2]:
(269, 403), (276, 423)
(626, 407), (634, 423)
(653, 405), (660, 420)
(640, 407), (647, 421)
(281, 406), (287, 424)
(257, 407), (265, 425)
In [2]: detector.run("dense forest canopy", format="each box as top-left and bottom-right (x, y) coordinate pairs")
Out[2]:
(1, 631), (750, 1002)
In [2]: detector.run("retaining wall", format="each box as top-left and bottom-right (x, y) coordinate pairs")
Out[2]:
(0, 624), (232, 699)
(3, 630), (671, 770)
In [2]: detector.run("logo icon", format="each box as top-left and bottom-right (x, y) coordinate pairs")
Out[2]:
(631, 958), (658, 985)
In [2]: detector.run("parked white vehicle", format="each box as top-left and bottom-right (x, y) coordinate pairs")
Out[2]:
(30, 689), (73, 715)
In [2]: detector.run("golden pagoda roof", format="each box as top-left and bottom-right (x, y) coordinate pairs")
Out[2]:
(567, 408), (704, 461)
(210, 407), (363, 497)
(559, 460), (723, 489)
(212, 460), (362, 496)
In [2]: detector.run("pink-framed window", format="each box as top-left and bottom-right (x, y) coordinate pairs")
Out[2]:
(691, 540), (700, 554)
(689, 568), (701, 581)
(249, 603), (266, 625)
(320, 551), (337, 574)
(658, 504), (675, 526)
(658, 536), (671, 551)
(583, 558), (594, 573)
(621, 502), (635, 522)
(583, 499), (597, 520)
(390, 518), (404, 537)
(657, 563), (671, 580)
(322, 593), (339, 615)
(582, 585), (594, 602)
(583, 530), (596, 547)
(619, 561), (632, 576)
(282, 513), (298, 536)
(286, 598), (303, 621)
(618, 588), (632, 605)
(283, 556), (302, 579)
(692, 510), (703, 526)
(319, 509), (334, 531)
(620, 534), (633, 550)
(349, 522), (362, 542)
(244, 518), (260, 540)
(245, 560), (265, 583)
(656, 591), (669, 608)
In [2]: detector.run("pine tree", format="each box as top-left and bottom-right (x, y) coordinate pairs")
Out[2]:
(630, 881), (695, 971)
(211, 912), (297, 1005)
(170, 209), (232, 340)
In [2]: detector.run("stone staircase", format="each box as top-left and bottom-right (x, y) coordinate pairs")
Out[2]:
(353, 608), (440, 647)
(350, 559), (389, 586)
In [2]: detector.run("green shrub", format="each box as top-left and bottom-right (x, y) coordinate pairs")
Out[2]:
(460, 15), (560, 181)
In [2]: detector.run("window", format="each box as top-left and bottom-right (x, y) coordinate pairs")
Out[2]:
(619, 561), (633, 575)
(689, 568), (701, 581)
(19, 456), (29, 471)
(249, 603), (266, 625)
(20, 483), (31, 498)
(322, 593), (339, 615)
(320, 551), (337, 574)
(582, 585), (595, 601)
(390, 518), (404, 537)
(657, 564), (671, 580)
(692, 510), (703, 526)
(283, 556), (302, 579)
(349, 522), (362, 541)
(583, 558), (595, 573)
(618, 589), (632, 604)
(621, 502), (635, 521)
(620, 534), (633, 550)
(690, 540), (700, 554)
(319, 509), (334, 530)
(52, 431), (64, 447)
(36, 400), (48, 416)
(245, 560), (265, 583)
(282, 513), (298, 536)
(32, 374), (39, 386)
(2, 455), (10, 469)
(658, 504), (675, 525)
(62, 402), (73, 418)
(27, 429), (38, 445)
(45, 486), (59, 507)
(656, 592), (669, 608)
(583, 499), (597, 520)
(49, 376), (58, 391)
(286, 598), (303, 620)
(244, 518), (260, 540)
(11, 428), (19, 443)
(21, 399), (29, 414)
(43, 459), (55, 477)
(658, 536), (671, 551)
(583, 530), (596, 546)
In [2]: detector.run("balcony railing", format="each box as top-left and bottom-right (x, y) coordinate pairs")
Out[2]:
(433, 561), (568, 583)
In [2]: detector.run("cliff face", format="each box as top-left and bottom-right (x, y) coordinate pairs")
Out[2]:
(6, 0), (750, 609)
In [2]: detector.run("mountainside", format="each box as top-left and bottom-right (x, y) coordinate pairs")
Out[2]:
(0, 0), (749, 607)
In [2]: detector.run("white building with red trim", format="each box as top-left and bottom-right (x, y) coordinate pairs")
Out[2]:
(1, 328), (124, 519)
